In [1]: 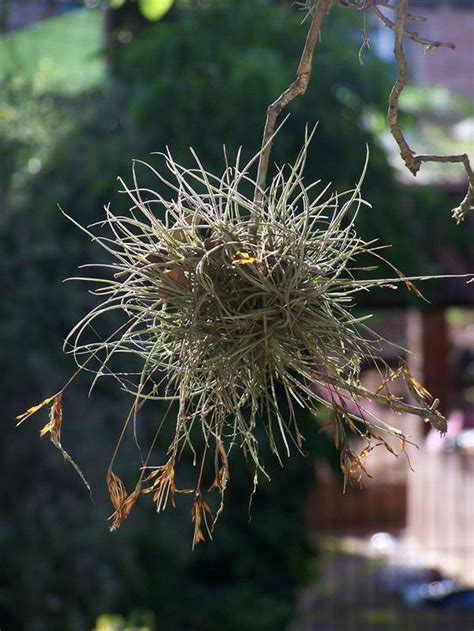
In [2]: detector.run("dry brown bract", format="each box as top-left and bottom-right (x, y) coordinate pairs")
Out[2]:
(192, 493), (213, 550)
(143, 459), (193, 513)
(39, 394), (63, 442)
(17, 393), (92, 498)
(107, 470), (141, 531)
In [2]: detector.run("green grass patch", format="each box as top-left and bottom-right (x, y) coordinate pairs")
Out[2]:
(0, 8), (105, 92)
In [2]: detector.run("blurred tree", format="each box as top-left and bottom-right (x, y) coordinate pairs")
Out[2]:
(0, 0), (10, 33)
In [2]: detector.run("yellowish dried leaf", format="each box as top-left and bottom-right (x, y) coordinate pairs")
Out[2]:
(369, 432), (398, 457)
(402, 366), (432, 404)
(16, 395), (56, 424)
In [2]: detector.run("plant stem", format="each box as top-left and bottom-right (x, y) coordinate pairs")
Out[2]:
(253, 0), (333, 217)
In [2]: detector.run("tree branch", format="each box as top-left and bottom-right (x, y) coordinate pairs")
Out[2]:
(375, 2), (426, 22)
(387, 0), (474, 222)
(253, 0), (333, 214)
(370, 2), (454, 49)
(254, 0), (472, 223)
(335, 0), (424, 21)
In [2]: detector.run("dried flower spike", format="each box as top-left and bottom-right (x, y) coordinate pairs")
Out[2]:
(143, 459), (192, 513)
(107, 470), (140, 531)
(192, 492), (213, 549)
(39, 394), (63, 443)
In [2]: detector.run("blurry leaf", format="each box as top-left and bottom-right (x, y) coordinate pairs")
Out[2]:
(138, 0), (174, 21)
(93, 614), (125, 631)
(110, 0), (126, 8)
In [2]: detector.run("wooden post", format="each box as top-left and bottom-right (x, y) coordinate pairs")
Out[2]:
(421, 308), (451, 419)
(407, 307), (451, 430)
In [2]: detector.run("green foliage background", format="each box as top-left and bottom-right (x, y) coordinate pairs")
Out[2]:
(0, 2), (468, 629)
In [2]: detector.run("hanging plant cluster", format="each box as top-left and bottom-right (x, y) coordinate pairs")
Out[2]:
(17, 0), (472, 547)
(17, 137), (448, 546)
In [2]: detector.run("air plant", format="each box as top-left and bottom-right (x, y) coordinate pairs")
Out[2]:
(18, 0), (472, 545)
(17, 133), (448, 545)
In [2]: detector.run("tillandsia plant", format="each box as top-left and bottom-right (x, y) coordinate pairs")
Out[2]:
(17, 134), (450, 545)
(16, 0), (473, 546)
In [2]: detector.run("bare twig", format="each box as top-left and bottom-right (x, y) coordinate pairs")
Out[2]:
(370, 2), (454, 49)
(387, 0), (474, 222)
(257, 0), (472, 222)
(387, 0), (418, 173)
(334, 0), (423, 21)
(253, 0), (333, 213)
(376, 2), (426, 22)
